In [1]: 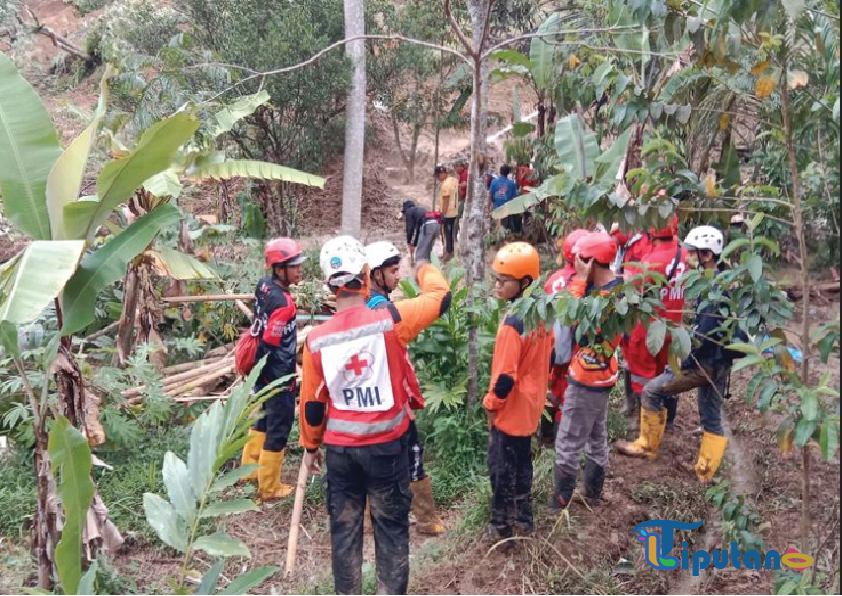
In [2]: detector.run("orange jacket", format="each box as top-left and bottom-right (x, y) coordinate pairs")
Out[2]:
(483, 314), (554, 437)
(298, 264), (450, 450)
(566, 276), (623, 392)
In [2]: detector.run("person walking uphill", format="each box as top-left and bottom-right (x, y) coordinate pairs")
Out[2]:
(239, 238), (305, 500)
(485, 243), (554, 539)
(617, 226), (736, 483)
(366, 241), (445, 535)
(298, 236), (451, 595)
(553, 233), (622, 510)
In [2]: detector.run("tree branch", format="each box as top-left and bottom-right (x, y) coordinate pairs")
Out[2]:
(479, 0), (495, 54)
(482, 26), (649, 57)
(679, 206), (795, 227)
(444, 0), (475, 57)
(197, 33), (471, 104)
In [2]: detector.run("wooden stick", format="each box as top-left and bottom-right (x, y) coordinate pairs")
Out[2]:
(162, 294), (254, 304)
(168, 362), (235, 397)
(161, 355), (227, 375)
(285, 459), (311, 578)
(122, 356), (234, 399)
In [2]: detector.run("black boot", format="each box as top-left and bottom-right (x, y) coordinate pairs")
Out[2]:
(583, 459), (606, 505)
(551, 467), (577, 510)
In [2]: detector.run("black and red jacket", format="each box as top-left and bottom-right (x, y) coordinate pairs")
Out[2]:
(253, 276), (297, 391)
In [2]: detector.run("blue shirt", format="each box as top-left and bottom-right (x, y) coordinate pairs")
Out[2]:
(489, 177), (517, 210)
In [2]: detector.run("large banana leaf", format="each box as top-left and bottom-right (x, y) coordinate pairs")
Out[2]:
(88, 112), (199, 241)
(46, 67), (112, 241)
(147, 247), (220, 280)
(0, 240), (85, 325)
(594, 127), (633, 189)
(529, 13), (561, 92)
(61, 203), (181, 335)
(208, 90), (270, 138)
(555, 114), (599, 179)
(187, 160), (325, 188)
(143, 170), (183, 199)
(63, 197), (100, 241)
(0, 54), (62, 240)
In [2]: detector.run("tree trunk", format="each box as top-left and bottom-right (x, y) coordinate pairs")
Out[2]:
(408, 125), (422, 185)
(341, 0), (366, 238)
(537, 96), (546, 138)
(461, 0), (492, 408)
(113, 266), (140, 367)
(781, 57), (812, 557)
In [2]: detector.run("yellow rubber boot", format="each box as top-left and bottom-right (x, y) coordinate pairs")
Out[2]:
(411, 477), (445, 535)
(616, 408), (667, 460)
(694, 432), (729, 482)
(257, 449), (294, 501)
(239, 429), (265, 482)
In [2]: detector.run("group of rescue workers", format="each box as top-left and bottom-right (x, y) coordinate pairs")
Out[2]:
(236, 208), (739, 594)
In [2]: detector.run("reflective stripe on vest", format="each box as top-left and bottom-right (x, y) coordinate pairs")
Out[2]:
(327, 407), (407, 435)
(309, 319), (394, 353)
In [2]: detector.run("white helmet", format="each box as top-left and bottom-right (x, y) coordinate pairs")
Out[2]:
(366, 241), (401, 271)
(684, 225), (724, 255)
(320, 236), (367, 286)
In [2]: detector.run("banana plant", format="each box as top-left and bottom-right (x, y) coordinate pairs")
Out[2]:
(143, 359), (282, 593)
(0, 54), (322, 589)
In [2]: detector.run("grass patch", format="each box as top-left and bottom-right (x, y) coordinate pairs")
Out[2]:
(0, 449), (36, 540)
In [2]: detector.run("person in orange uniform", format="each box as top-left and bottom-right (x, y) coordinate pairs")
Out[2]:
(298, 236), (451, 595)
(485, 242), (554, 538)
(541, 229), (589, 441)
(621, 217), (688, 437)
(553, 233), (622, 509)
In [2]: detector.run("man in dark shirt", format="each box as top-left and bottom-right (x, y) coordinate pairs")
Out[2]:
(240, 238), (305, 500)
(401, 199), (440, 264)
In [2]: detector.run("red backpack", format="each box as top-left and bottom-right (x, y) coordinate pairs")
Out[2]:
(234, 324), (261, 377)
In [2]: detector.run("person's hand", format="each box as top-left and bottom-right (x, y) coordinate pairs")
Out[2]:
(610, 222), (620, 234)
(304, 450), (322, 475)
(575, 253), (593, 280)
(486, 409), (497, 430)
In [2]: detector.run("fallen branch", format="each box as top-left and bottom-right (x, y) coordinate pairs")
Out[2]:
(780, 281), (840, 299)
(122, 356), (234, 400)
(167, 362), (235, 397)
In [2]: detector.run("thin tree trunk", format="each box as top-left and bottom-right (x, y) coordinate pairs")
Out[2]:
(114, 266), (140, 367)
(781, 58), (812, 557)
(461, 0), (492, 407)
(341, 0), (366, 237)
(408, 124), (422, 185)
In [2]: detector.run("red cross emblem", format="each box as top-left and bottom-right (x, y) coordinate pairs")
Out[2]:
(342, 351), (374, 382)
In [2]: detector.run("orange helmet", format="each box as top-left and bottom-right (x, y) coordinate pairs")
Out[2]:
(575, 233), (618, 265)
(650, 214), (679, 239)
(493, 242), (540, 280)
(561, 229), (590, 263)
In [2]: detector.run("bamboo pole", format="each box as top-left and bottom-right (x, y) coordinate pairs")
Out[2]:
(167, 362), (235, 397)
(162, 355), (227, 375)
(162, 294), (254, 304)
(285, 460), (311, 577)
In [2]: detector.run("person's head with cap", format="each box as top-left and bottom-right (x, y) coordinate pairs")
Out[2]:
(399, 199), (416, 220)
(264, 238), (306, 287)
(434, 165), (448, 182)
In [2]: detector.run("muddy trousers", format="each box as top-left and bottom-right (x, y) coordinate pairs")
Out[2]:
(642, 365), (730, 435)
(488, 427), (533, 538)
(415, 221), (440, 262)
(326, 437), (411, 595)
(252, 389), (294, 451)
(554, 384), (610, 502)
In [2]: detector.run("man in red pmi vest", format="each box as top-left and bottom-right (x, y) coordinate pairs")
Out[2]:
(620, 216), (688, 438)
(298, 236), (450, 595)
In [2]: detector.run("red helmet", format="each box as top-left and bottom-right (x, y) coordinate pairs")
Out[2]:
(562, 229), (590, 263)
(575, 233), (618, 265)
(265, 238), (305, 269)
(650, 214), (679, 239)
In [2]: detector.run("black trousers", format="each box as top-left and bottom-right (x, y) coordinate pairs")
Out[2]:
(326, 436), (411, 595)
(443, 217), (457, 254)
(504, 214), (523, 235)
(488, 427), (533, 538)
(253, 390), (294, 451)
